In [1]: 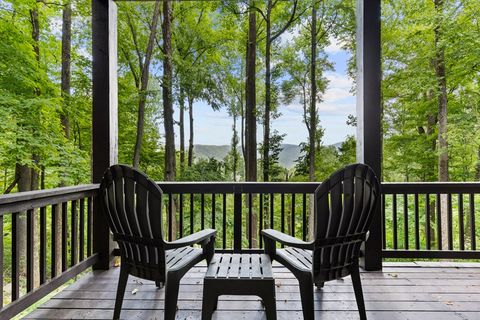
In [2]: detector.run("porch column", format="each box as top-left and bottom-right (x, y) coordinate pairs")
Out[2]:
(356, 0), (383, 270)
(92, 0), (118, 269)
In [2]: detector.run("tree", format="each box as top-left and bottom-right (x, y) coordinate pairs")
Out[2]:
(162, 0), (175, 181)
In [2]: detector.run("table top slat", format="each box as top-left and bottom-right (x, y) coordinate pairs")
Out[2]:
(205, 253), (273, 280)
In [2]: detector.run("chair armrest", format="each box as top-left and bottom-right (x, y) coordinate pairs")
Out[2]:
(261, 229), (313, 250)
(165, 229), (216, 250)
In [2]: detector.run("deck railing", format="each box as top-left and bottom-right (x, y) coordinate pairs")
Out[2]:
(0, 185), (98, 319)
(382, 182), (480, 259)
(1, 181), (479, 317)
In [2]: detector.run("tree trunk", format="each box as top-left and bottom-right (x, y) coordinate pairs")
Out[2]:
(162, 0), (176, 239)
(245, 5), (257, 182)
(263, 1), (272, 182)
(476, 146), (480, 180)
(308, 2), (317, 240)
(188, 95), (194, 167)
(61, 0), (71, 140)
(133, 1), (161, 168)
(232, 113), (238, 181)
(179, 87), (186, 176)
(245, 3), (257, 246)
(434, 0), (449, 250)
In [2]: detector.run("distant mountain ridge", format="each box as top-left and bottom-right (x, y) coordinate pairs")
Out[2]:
(193, 144), (304, 169)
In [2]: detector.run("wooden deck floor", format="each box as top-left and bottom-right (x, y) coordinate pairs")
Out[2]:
(25, 261), (480, 319)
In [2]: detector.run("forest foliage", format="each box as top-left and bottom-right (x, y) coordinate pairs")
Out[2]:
(0, 0), (478, 192)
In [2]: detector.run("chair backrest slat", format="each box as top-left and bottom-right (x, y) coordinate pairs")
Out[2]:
(313, 164), (380, 280)
(100, 165), (167, 280)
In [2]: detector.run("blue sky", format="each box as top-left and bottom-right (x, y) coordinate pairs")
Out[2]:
(173, 38), (356, 147)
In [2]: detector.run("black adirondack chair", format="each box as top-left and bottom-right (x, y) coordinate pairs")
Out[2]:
(99, 165), (216, 320)
(262, 164), (380, 320)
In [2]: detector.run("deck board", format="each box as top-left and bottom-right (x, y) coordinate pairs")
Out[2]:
(24, 262), (480, 319)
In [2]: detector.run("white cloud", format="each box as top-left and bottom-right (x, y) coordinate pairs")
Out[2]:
(325, 37), (347, 54)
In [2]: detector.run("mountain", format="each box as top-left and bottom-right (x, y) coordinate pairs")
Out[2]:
(193, 144), (304, 169)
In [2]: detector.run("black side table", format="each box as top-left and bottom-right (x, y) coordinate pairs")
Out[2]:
(201, 253), (277, 320)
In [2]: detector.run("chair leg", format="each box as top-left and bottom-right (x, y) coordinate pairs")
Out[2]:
(351, 266), (367, 320)
(261, 283), (277, 320)
(113, 267), (129, 320)
(201, 284), (217, 320)
(298, 274), (314, 320)
(164, 274), (180, 320)
(155, 281), (164, 289)
(315, 281), (324, 290)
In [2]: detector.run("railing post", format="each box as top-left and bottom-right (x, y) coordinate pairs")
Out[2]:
(356, 0), (383, 270)
(233, 192), (242, 253)
(92, 0), (117, 270)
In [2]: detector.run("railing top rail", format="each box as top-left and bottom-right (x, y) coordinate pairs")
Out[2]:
(0, 184), (99, 215)
(382, 182), (480, 194)
(0, 184), (99, 205)
(156, 181), (322, 194)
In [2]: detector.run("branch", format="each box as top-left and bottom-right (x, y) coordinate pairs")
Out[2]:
(271, 0), (299, 42)
(126, 11), (144, 72)
(121, 47), (140, 89)
(3, 176), (19, 194)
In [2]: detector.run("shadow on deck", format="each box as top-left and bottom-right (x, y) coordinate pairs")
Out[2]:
(25, 262), (480, 320)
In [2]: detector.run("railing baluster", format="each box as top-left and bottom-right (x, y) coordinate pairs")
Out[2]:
(259, 194), (263, 248)
(447, 193), (453, 250)
(248, 193), (253, 249)
(79, 199), (85, 262)
(382, 193), (386, 249)
(426, 194), (431, 250)
(40, 206), (47, 284)
(291, 193), (295, 237)
(71, 200), (78, 267)
(12, 212), (19, 301)
(179, 193), (184, 238)
(168, 193), (173, 241)
(281, 193), (285, 234)
(222, 193), (227, 249)
(52, 204), (58, 278)
(403, 194), (408, 250)
(392, 194), (397, 249)
(436, 194), (442, 250)
(211, 193), (216, 230)
(470, 193), (476, 250)
(201, 193), (205, 230)
(233, 193), (242, 253)
(190, 193), (194, 234)
(87, 197), (93, 257)
(459, 194), (465, 251)
(270, 193), (274, 229)
(302, 193), (307, 241)
(62, 202), (68, 271)
(414, 194), (420, 250)
(27, 209), (34, 292)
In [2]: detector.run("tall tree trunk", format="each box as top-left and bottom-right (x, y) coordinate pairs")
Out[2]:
(59, 0), (71, 189)
(61, 0), (71, 140)
(434, 0), (449, 250)
(263, 1), (272, 182)
(179, 87), (186, 176)
(162, 0), (176, 239)
(188, 95), (194, 167)
(245, 5), (257, 182)
(232, 113), (238, 181)
(245, 3), (257, 246)
(308, 2), (317, 240)
(476, 146), (480, 180)
(133, 1), (161, 168)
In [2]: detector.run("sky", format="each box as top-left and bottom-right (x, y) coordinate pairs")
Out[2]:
(173, 38), (356, 147)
